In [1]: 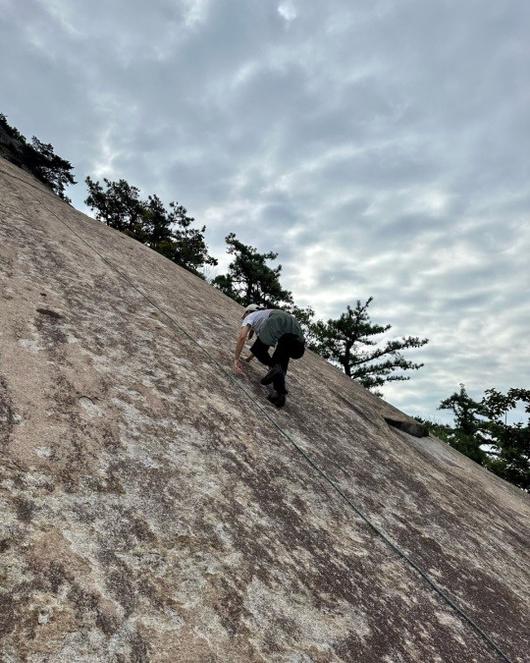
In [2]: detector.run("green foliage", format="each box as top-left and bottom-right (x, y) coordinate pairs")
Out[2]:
(27, 138), (77, 202)
(0, 114), (25, 142)
(476, 387), (530, 490)
(0, 113), (76, 201)
(212, 233), (293, 307)
(84, 177), (217, 276)
(422, 385), (530, 491)
(439, 384), (482, 435)
(85, 177), (146, 238)
(311, 297), (428, 393)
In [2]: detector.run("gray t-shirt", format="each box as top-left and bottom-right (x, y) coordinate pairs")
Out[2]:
(241, 309), (273, 337)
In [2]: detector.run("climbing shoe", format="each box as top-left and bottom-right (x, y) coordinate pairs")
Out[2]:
(267, 392), (286, 408)
(272, 370), (287, 395)
(260, 364), (284, 386)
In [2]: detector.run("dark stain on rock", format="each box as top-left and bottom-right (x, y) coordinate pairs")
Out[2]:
(106, 566), (138, 618)
(104, 469), (126, 495)
(0, 376), (14, 448)
(333, 631), (370, 662)
(36, 307), (62, 319)
(83, 471), (126, 496)
(57, 468), (77, 494)
(66, 580), (122, 639)
(99, 506), (158, 550)
(0, 595), (18, 638)
(67, 583), (99, 614)
(127, 513), (156, 543)
(130, 630), (151, 663)
(213, 576), (251, 637)
(14, 497), (36, 523)
(102, 425), (121, 449)
(96, 607), (119, 636)
(272, 614), (300, 641)
(35, 307), (67, 350)
(75, 590), (116, 636)
(47, 561), (67, 594)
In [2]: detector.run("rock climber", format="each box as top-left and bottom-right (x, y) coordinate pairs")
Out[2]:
(233, 304), (305, 408)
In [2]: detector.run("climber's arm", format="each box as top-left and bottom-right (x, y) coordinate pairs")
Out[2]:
(234, 325), (250, 374)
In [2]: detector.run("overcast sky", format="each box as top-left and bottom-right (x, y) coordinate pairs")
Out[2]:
(2, 0), (529, 421)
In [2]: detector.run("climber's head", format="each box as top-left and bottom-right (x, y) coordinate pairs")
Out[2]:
(241, 303), (260, 320)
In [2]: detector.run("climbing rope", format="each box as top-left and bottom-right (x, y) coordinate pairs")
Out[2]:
(0, 166), (514, 663)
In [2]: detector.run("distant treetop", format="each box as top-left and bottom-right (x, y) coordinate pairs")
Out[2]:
(84, 176), (218, 277)
(0, 113), (76, 201)
(212, 233), (294, 308)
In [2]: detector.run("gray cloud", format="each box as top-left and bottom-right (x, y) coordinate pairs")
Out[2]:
(1, 0), (529, 421)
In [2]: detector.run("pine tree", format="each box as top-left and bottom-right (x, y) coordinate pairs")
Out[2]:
(423, 386), (530, 490)
(478, 388), (530, 490)
(312, 297), (428, 393)
(437, 385), (488, 463)
(84, 177), (217, 276)
(0, 113), (76, 201)
(85, 177), (146, 239)
(212, 233), (293, 307)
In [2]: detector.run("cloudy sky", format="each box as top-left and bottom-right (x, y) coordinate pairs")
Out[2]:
(2, 0), (529, 421)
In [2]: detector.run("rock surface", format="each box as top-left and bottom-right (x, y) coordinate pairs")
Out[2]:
(0, 157), (529, 662)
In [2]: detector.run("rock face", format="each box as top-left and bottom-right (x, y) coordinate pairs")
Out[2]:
(0, 157), (529, 663)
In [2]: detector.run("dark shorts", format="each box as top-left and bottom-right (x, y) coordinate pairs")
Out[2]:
(250, 333), (305, 373)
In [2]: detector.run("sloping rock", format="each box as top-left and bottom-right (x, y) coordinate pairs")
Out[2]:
(0, 158), (529, 662)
